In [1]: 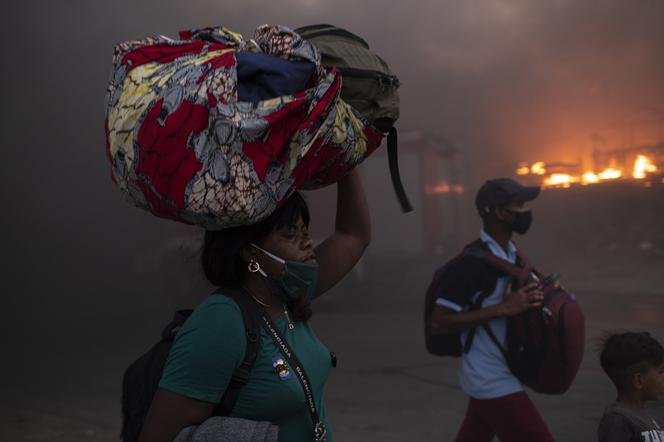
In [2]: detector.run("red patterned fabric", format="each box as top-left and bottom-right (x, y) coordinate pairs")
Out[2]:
(105, 25), (384, 228)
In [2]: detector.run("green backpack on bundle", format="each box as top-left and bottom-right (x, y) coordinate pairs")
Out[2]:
(296, 24), (411, 212)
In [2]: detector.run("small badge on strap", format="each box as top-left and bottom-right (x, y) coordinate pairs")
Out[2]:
(272, 357), (291, 380)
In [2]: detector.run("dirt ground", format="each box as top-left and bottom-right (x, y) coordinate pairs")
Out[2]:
(2, 249), (663, 442)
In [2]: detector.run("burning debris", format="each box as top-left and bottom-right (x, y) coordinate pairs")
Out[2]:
(633, 154), (658, 179)
(515, 148), (663, 189)
(426, 181), (465, 195)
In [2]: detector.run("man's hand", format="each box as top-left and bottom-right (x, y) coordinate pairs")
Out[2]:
(500, 282), (543, 316)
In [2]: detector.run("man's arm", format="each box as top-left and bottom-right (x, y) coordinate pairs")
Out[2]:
(430, 282), (543, 334)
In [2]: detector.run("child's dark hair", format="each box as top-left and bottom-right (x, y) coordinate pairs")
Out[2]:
(201, 192), (312, 320)
(599, 331), (664, 390)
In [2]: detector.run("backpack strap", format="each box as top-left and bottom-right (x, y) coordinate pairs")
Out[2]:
(214, 288), (262, 416)
(482, 323), (509, 360)
(160, 309), (193, 341)
(387, 127), (413, 213)
(475, 252), (518, 358)
(472, 244), (538, 360)
(515, 247), (532, 270)
(477, 252), (521, 276)
(459, 239), (498, 354)
(434, 238), (517, 355)
(473, 246), (536, 289)
(461, 288), (495, 354)
(515, 247), (544, 281)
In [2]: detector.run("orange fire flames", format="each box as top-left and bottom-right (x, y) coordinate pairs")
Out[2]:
(427, 181), (465, 194)
(543, 174), (577, 188)
(516, 154), (658, 189)
(633, 155), (657, 179)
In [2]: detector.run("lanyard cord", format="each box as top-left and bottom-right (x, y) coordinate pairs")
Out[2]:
(259, 313), (326, 441)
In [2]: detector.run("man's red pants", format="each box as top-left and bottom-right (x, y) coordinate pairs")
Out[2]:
(455, 391), (555, 442)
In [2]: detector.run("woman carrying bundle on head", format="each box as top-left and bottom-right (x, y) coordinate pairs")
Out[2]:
(106, 24), (401, 442)
(140, 171), (369, 442)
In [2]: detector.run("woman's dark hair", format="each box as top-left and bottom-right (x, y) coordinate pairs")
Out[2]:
(202, 192), (312, 320)
(599, 331), (664, 390)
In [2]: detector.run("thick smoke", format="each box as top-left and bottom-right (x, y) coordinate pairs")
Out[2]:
(1, 0), (663, 327)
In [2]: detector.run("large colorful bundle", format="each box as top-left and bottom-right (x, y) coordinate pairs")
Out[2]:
(105, 25), (384, 229)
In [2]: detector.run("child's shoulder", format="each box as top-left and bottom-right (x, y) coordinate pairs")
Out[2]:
(598, 404), (638, 442)
(599, 402), (660, 436)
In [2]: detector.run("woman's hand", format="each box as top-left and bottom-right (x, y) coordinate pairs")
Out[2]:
(314, 169), (371, 295)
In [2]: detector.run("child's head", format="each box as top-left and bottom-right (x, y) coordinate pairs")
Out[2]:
(600, 331), (664, 400)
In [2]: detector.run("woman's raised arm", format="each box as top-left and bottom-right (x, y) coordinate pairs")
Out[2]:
(314, 169), (371, 295)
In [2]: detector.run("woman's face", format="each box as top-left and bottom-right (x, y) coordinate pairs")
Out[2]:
(254, 216), (316, 276)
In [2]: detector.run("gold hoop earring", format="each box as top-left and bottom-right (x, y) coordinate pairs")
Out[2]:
(248, 259), (261, 273)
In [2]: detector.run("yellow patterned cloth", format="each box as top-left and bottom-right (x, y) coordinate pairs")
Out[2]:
(105, 25), (384, 229)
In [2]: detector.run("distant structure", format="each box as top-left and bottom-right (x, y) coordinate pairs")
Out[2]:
(361, 129), (464, 257)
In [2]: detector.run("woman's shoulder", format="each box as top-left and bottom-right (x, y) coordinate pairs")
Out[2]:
(161, 291), (250, 401)
(197, 291), (243, 312)
(183, 291), (246, 336)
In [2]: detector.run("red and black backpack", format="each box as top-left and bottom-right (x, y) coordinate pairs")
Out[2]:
(424, 240), (585, 395)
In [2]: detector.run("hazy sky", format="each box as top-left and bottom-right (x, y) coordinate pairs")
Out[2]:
(5, 1), (664, 180)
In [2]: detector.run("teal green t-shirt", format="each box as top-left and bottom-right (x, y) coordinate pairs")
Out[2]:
(159, 294), (333, 442)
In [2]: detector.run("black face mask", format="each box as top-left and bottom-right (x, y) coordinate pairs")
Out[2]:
(505, 209), (533, 235)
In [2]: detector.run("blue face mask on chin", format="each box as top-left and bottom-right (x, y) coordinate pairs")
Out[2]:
(251, 243), (320, 302)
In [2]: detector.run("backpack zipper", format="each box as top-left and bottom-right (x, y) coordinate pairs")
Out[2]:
(336, 67), (400, 87)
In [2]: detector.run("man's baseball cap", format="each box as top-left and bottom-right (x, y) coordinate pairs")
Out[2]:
(475, 178), (541, 215)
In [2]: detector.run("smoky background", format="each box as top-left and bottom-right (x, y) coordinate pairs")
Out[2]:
(1, 1), (664, 440)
